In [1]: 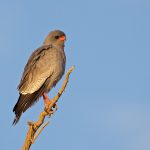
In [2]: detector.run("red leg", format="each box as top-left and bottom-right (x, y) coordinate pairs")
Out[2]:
(43, 92), (49, 100)
(42, 93), (58, 110)
(42, 93), (52, 108)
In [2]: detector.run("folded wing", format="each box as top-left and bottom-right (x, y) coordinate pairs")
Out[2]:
(18, 45), (54, 94)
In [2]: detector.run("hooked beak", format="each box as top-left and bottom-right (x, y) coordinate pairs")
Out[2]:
(58, 35), (66, 41)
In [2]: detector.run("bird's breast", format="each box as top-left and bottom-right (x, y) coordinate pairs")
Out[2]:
(44, 48), (66, 92)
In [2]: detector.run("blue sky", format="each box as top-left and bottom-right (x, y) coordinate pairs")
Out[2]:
(0, 0), (150, 150)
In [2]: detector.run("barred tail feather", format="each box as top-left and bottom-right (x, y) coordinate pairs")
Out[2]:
(13, 78), (49, 125)
(13, 88), (45, 125)
(13, 93), (38, 125)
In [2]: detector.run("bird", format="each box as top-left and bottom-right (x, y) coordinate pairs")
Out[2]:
(13, 30), (66, 125)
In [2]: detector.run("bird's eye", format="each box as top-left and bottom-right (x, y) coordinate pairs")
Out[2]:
(55, 36), (59, 39)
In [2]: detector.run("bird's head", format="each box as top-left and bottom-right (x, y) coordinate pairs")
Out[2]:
(43, 30), (66, 46)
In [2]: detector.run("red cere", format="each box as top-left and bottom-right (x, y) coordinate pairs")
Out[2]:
(59, 36), (66, 41)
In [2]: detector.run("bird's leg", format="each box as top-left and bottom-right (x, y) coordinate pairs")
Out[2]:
(43, 93), (51, 107)
(42, 93), (58, 112)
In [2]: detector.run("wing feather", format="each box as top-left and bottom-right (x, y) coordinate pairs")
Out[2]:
(18, 45), (54, 94)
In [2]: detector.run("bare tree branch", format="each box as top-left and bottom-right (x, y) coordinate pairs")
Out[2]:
(21, 66), (75, 150)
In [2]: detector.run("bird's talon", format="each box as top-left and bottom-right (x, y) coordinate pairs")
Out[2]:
(53, 104), (58, 112)
(44, 107), (50, 113)
(47, 110), (54, 117)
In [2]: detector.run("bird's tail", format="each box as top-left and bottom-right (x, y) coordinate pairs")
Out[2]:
(13, 92), (42, 125)
(13, 79), (48, 125)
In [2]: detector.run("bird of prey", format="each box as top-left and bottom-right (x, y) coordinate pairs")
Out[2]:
(13, 30), (66, 125)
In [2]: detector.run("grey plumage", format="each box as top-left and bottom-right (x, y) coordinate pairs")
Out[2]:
(13, 30), (66, 124)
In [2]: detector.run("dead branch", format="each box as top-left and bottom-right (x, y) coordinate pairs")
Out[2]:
(21, 66), (75, 150)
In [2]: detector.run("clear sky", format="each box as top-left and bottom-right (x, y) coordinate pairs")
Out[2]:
(0, 0), (150, 150)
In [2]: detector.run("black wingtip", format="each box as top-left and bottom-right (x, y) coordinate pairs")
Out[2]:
(12, 115), (20, 125)
(12, 119), (17, 126)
